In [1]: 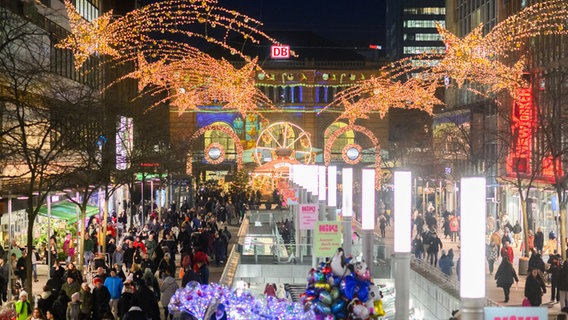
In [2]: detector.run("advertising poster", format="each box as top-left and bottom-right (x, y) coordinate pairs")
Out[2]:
(299, 204), (318, 230)
(484, 307), (547, 320)
(314, 221), (342, 257)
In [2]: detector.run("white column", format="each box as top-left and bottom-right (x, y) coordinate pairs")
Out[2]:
(361, 169), (375, 275)
(394, 171), (412, 320)
(342, 168), (353, 256)
(327, 166), (337, 221)
(460, 177), (486, 320)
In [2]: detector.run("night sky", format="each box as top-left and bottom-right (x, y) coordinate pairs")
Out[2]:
(218, 0), (386, 47)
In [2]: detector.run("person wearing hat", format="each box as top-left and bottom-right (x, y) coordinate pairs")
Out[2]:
(14, 290), (31, 320)
(92, 277), (111, 319)
(213, 303), (227, 320)
(66, 292), (81, 320)
(525, 266), (547, 306)
(79, 282), (93, 318)
(61, 273), (80, 299)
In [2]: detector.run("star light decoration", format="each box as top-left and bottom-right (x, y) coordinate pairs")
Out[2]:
(434, 0), (568, 96)
(57, 0), (289, 117)
(322, 57), (443, 125)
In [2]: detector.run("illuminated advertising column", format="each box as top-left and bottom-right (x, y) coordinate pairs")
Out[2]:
(361, 169), (375, 276)
(460, 177), (486, 320)
(327, 166), (337, 221)
(318, 166), (327, 221)
(394, 171), (412, 320)
(342, 168), (353, 256)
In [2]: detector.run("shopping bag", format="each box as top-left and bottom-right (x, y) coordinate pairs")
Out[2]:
(522, 297), (531, 307)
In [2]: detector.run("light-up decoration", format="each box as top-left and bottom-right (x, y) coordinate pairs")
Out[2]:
(327, 166), (337, 207)
(186, 124), (243, 175)
(394, 171), (412, 253)
(506, 87), (533, 175)
(342, 168), (353, 217)
(57, 0), (291, 117)
(542, 154), (564, 181)
(116, 116), (133, 170)
(435, 0), (568, 97)
(308, 166), (319, 196)
(168, 282), (312, 319)
(204, 143), (225, 164)
(324, 125), (381, 189)
(342, 144), (362, 164)
(361, 169), (375, 230)
(318, 166), (327, 201)
(460, 177), (486, 299)
(254, 122), (313, 165)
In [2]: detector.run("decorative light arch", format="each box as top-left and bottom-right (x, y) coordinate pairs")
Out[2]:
(186, 124), (243, 175)
(324, 124), (381, 189)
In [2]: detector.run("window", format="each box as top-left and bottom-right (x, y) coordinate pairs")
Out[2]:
(414, 33), (442, 41)
(404, 7), (446, 15)
(75, 0), (99, 21)
(203, 122), (236, 161)
(324, 122), (355, 159)
(403, 46), (446, 54)
(404, 20), (445, 28)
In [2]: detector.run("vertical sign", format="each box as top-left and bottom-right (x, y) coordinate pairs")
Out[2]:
(299, 204), (318, 230)
(314, 221), (342, 257)
(507, 87), (533, 175)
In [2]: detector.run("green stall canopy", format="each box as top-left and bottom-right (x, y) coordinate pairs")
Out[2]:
(38, 202), (99, 223)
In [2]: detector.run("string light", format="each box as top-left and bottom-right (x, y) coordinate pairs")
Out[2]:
(435, 0), (568, 96)
(186, 124), (244, 174)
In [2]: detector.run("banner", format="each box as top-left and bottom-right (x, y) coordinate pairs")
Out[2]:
(484, 307), (547, 320)
(299, 204), (318, 230)
(314, 221), (342, 257)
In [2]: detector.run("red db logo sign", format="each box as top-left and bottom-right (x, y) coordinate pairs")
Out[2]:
(271, 45), (290, 59)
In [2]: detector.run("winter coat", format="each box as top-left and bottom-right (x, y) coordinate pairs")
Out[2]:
(160, 275), (179, 308)
(557, 262), (568, 291)
(92, 286), (111, 319)
(79, 289), (93, 317)
(439, 254), (454, 276)
(486, 243), (499, 261)
(534, 231), (545, 251)
(525, 273), (546, 306)
(66, 301), (81, 320)
(495, 260), (518, 288)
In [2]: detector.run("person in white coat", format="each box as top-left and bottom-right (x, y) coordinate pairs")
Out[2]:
(160, 269), (179, 320)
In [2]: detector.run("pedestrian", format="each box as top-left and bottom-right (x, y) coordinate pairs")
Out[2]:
(66, 292), (81, 320)
(557, 261), (568, 309)
(264, 283), (276, 297)
(534, 227), (545, 253)
(486, 241), (499, 275)
(528, 249), (545, 273)
(525, 267), (547, 306)
(428, 232), (443, 267)
(15, 290), (31, 320)
(104, 268), (124, 318)
(92, 277), (111, 319)
(412, 235), (424, 260)
(494, 255), (519, 303)
(160, 269), (179, 320)
(500, 241), (514, 264)
(29, 308), (43, 320)
(512, 220), (522, 247)
(210, 303), (227, 320)
(31, 247), (40, 282)
(548, 252), (561, 303)
(194, 251), (210, 285)
(79, 282), (93, 319)
(439, 250), (454, 276)
(449, 215), (459, 242)
(379, 215), (386, 238)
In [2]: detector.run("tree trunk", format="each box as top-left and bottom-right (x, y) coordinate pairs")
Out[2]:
(560, 204), (567, 260)
(78, 208), (86, 272)
(521, 199), (530, 257)
(25, 206), (34, 295)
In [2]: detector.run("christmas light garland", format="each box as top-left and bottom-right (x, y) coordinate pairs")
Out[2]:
(186, 124), (243, 174)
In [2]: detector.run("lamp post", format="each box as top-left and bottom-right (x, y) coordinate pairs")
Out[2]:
(342, 168), (353, 256)
(7, 194), (12, 301)
(394, 171), (412, 320)
(460, 177), (486, 320)
(361, 169), (375, 276)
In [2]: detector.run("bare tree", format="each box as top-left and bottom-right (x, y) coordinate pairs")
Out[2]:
(0, 6), (101, 293)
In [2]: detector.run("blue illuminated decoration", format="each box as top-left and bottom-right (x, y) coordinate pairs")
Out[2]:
(196, 113), (240, 129)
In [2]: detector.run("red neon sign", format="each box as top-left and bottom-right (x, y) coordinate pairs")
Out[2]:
(507, 88), (533, 175)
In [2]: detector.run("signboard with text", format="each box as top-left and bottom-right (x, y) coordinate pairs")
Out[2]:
(314, 221), (342, 257)
(299, 204), (318, 230)
(271, 45), (290, 59)
(484, 307), (547, 320)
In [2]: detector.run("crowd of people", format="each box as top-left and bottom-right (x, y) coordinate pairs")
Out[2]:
(3, 184), (249, 320)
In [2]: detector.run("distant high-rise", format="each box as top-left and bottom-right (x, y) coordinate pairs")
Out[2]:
(385, 0), (446, 60)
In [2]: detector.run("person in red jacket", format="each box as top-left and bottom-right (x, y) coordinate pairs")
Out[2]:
(500, 241), (514, 264)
